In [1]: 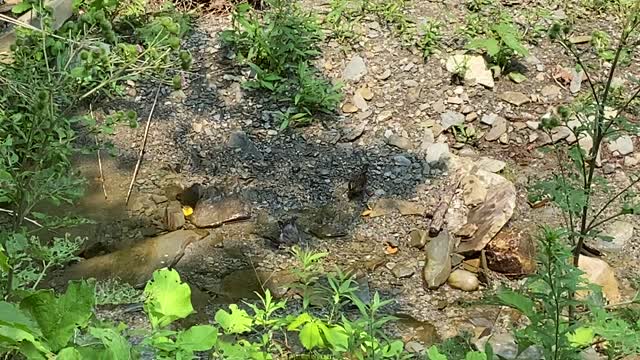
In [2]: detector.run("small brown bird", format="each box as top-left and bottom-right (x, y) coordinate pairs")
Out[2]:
(347, 164), (369, 200)
(176, 183), (202, 208)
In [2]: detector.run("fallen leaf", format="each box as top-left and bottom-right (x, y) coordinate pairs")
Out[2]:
(385, 243), (398, 255)
(361, 209), (372, 217)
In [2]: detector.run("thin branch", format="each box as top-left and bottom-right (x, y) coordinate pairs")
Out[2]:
(0, 208), (43, 228)
(125, 86), (161, 205)
(90, 105), (108, 200)
(587, 175), (640, 232)
(587, 211), (626, 233)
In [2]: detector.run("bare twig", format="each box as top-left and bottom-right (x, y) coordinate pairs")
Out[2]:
(90, 105), (108, 200)
(0, 208), (42, 228)
(125, 86), (161, 205)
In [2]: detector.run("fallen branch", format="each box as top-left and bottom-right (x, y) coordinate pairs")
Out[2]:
(125, 86), (161, 205)
(0, 208), (43, 228)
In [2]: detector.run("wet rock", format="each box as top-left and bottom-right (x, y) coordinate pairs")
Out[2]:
(56, 230), (209, 287)
(386, 134), (413, 150)
(391, 262), (416, 278)
(461, 175), (487, 207)
(440, 111), (465, 130)
(342, 54), (367, 81)
(425, 143), (450, 167)
(447, 269), (479, 291)
(608, 135), (634, 156)
(220, 269), (296, 300)
(410, 229), (428, 249)
(296, 204), (353, 239)
(228, 131), (262, 159)
(500, 91), (530, 106)
(486, 229), (536, 276)
(597, 220), (633, 251)
(578, 255), (621, 303)
(191, 189), (251, 228)
(423, 231), (453, 289)
(165, 201), (185, 231)
(485, 116), (508, 141)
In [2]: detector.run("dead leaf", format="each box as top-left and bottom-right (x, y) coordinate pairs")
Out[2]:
(361, 209), (372, 217)
(385, 243), (398, 255)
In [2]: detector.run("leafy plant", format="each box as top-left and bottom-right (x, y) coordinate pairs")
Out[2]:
(467, 21), (529, 72)
(416, 20), (442, 59)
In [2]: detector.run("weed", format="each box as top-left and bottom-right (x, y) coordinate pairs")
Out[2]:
(416, 20), (442, 59)
(95, 278), (144, 306)
(452, 123), (478, 145)
(467, 21), (529, 72)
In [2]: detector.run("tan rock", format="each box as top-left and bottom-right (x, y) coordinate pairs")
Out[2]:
(447, 269), (480, 291)
(462, 175), (487, 207)
(486, 229), (536, 276)
(342, 102), (358, 113)
(577, 255), (621, 303)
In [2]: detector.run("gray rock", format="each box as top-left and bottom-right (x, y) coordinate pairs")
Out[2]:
(391, 262), (416, 278)
(191, 189), (251, 228)
(425, 143), (450, 167)
(485, 117), (508, 141)
(228, 131), (262, 159)
(477, 157), (506, 173)
(423, 231), (453, 289)
(476, 333), (543, 360)
(609, 135), (634, 156)
(387, 135), (414, 150)
(598, 220), (633, 251)
(165, 201), (185, 231)
(481, 113), (498, 126)
(570, 68), (584, 94)
(342, 55), (368, 81)
(342, 123), (366, 142)
(440, 111), (465, 130)
(393, 155), (412, 166)
(409, 229), (427, 249)
(500, 91), (530, 106)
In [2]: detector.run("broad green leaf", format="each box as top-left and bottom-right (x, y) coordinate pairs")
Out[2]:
(467, 38), (500, 57)
(287, 312), (313, 330)
(143, 268), (193, 329)
(496, 289), (536, 319)
(89, 327), (133, 359)
(299, 321), (323, 350)
(567, 327), (594, 348)
(493, 23), (529, 56)
(57, 347), (82, 360)
(381, 340), (404, 356)
(0, 301), (40, 335)
(11, 1), (32, 14)
(20, 280), (95, 352)
(318, 323), (348, 351)
(214, 304), (252, 334)
(508, 72), (527, 83)
(465, 351), (488, 360)
(175, 325), (217, 351)
(0, 325), (50, 356)
(426, 345), (448, 360)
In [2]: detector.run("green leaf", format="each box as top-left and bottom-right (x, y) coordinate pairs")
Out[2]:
(214, 304), (252, 334)
(176, 325), (218, 351)
(318, 323), (348, 351)
(496, 288), (536, 319)
(299, 321), (323, 350)
(493, 23), (529, 56)
(57, 347), (82, 360)
(11, 1), (32, 14)
(508, 72), (527, 83)
(20, 280), (95, 352)
(143, 268), (193, 329)
(89, 326), (133, 359)
(467, 38), (500, 57)
(426, 345), (448, 360)
(287, 312), (313, 331)
(567, 327), (594, 348)
(465, 351), (488, 360)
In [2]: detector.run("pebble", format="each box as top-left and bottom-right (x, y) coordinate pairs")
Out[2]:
(440, 111), (465, 130)
(609, 135), (634, 156)
(386, 135), (414, 150)
(447, 269), (479, 291)
(342, 54), (368, 81)
(391, 262), (416, 278)
(377, 110), (393, 122)
(393, 155), (412, 166)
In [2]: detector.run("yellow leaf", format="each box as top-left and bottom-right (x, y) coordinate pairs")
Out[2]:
(361, 209), (372, 217)
(182, 206), (193, 217)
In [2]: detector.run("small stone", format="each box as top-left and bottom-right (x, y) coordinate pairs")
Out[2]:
(465, 112), (478, 122)
(342, 55), (368, 81)
(485, 117), (508, 141)
(477, 157), (506, 172)
(570, 35), (592, 44)
(486, 229), (536, 276)
(404, 79), (419, 87)
(431, 101), (446, 113)
(499, 133), (509, 144)
(342, 123), (366, 142)
(577, 256), (621, 303)
(391, 262), (416, 278)
(377, 69), (391, 80)
(447, 96), (463, 105)
(405, 341), (425, 353)
(409, 229), (427, 249)
(342, 103), (358, 113)
(480, 113), (498, 126)
(386, 135), (414, 150)
(357, 87), (374, 101)
(440, 111), (465, 130)
(425, 143), (450, 167)
(192, 122), (203, 133)
(447, 269), (479, 291)
(423, 231), (453, 289)
(165, 201), (185, 231)
(377, 110), (393, 122)
(598, 221), (633, 251)
(570, 69), (584, 94)
(541, 85), (561, 98)
(608, 135), (634, 156)
(393, 155), (412, 166)
(500, 91), (531, 106)
(551, 126), (572, 143)
(353, 93), (369, 111)
(526, 121), (540, 130)
(455, 223), (478, 238)
(461, 105), (474, 114)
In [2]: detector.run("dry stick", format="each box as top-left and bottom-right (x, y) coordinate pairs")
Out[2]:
(90, 105), (108, 200)
(0, 208), (42, 228)
(125, 86), (161, 205)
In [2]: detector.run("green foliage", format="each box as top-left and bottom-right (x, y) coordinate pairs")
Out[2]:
(416, 20), (442, 59)
(143, 268), (194, 329)
(467, 22), (528, 71)
(95, 278), (143, 306)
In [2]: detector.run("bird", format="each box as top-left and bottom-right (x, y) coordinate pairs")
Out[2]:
(347, 164), (369, 200)
(176, 183), (202, 208)
(275, 216), (302, 247)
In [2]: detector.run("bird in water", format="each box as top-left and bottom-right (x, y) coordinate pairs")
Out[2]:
(275, 216), (302, 247)
(347, 164), (369, 200)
